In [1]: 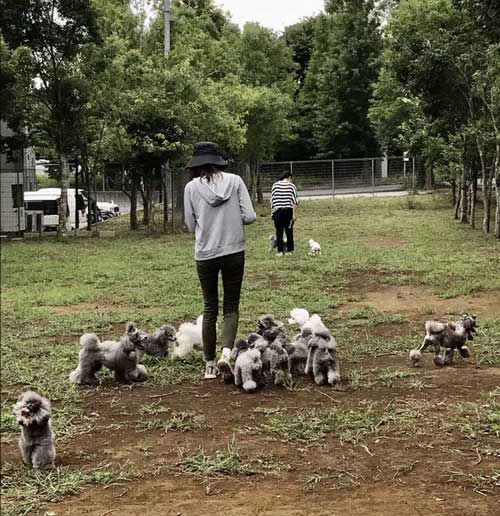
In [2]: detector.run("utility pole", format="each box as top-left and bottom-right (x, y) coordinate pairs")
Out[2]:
(164, 0), (171, 54)
(163, 0), (171, 233)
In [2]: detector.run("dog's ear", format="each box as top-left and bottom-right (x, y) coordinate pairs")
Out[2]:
(126, 322), (136, 334)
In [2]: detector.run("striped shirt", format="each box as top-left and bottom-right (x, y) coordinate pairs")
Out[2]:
(271, 180), (298, 212)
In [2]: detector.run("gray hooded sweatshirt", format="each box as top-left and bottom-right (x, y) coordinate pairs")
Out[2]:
(184, 172), (256, 261)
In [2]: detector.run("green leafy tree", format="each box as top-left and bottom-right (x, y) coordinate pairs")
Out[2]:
(0, 0), (98, 233)
(301, 0), (382, 158)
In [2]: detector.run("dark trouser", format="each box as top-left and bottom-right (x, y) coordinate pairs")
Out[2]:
(196, 251), (245, 361)
(273, 208), (294, 253)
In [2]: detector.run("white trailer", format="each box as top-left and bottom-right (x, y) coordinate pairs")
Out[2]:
(24, 188), (88, 232)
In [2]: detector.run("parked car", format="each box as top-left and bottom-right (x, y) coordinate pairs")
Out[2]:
(96, 200), (120, 219)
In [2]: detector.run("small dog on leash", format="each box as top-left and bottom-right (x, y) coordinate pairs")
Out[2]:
(13, 391), (56, 469)
(410, 314), (478, 367)
(308, 239), (321, 256)
(141, 325), (177, 358)
(305, 329), (340, 386)
(234, 338), (263, 392)
(69, 322), (148, 385)
(285, 326), (313, 375)
(288, 308), (327, 333)
(173, 315), (203, 358)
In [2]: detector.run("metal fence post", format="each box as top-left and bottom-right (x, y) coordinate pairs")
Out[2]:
(331, 160), (335, 196)
(290, 161), (293, 176)
(371, 158), (375, 196)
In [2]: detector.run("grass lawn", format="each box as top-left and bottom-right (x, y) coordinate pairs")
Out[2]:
(1, 193), (499, 515)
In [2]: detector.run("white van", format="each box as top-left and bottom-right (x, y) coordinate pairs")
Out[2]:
(24, 188), (88, 232)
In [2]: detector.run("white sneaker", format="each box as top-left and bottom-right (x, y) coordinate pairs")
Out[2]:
(275, 252), (284, 257)
(217, 348), (234, 384)
(204, 360), (217, 379)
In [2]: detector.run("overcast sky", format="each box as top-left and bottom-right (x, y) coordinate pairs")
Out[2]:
(214, 0), (325, 32)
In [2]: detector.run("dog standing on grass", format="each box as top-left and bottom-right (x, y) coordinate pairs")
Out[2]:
(13, 391), (55, 469)
(69, 322), (148, 385)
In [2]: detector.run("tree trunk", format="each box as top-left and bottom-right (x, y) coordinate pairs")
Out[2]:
(130, 177), (139, 231)
(249, 163), (257, 202)
(494, 143), (500, 239)
(483, 177), (492, 233)
(256, 164), (264, 204)
(477, 138), (491, 234)
(459, 168), (468, 224)
(454, 180), (461, 220)
(469, 174), (477, 229)
(451, 180), (456, 206)
(58, 154), (69, 234)
(141, 188), (149, 226)
(162, 164), (169, 233)
(83, 161), (92, 231)
(424, 161), (434, 190)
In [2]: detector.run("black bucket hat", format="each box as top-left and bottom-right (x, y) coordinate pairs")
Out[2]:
(185, 141), (228, 169)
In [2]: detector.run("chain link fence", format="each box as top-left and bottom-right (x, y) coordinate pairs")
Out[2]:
(4, 156), (422, 235)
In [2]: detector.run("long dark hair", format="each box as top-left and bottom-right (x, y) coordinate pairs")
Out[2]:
(190, 164), (223, 183)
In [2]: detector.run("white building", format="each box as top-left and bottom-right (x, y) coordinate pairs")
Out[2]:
(0, 120), (36, 234)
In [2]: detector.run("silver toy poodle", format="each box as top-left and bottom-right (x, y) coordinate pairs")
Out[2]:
(410, 314), (477, 367)
(69, 322), (148, 385)
(13, 391), (56, 469)
(305, 329), (341, 386)
(234, 338), (263, 393)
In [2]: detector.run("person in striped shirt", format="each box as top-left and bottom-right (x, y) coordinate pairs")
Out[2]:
(271, 171), (298, 255)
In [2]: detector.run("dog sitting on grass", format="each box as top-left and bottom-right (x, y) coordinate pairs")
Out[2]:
(410, 314), (477, 367)
(69, 322), (148, 385)
(13, 391), (55, 469)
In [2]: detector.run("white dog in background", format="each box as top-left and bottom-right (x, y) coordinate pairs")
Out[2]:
(173, 315), (203, 358)
(308, 239), (321, 256)
(288, 308), (327, 333)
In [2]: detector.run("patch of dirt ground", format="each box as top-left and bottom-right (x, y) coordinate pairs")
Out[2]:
(3, 363), (493, 516)
(339, 285), (500, 320)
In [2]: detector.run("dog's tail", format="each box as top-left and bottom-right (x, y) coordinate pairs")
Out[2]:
(80, 333), (100, 351)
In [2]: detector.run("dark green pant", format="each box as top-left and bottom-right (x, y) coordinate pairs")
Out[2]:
(196, 251), (245, 361)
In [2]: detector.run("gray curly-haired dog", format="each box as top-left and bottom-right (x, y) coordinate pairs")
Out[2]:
(13, 391), (55, 469)
(234, 340), (263, 393)
(69, 322), (148, 385)
(305, 329), (340, 386)
(284, 326), (313, 375)
(257, 314), (286, 342)
(140, 325), (177, 359)
(254, 316), (292, 386)
(410, 314), (477, 367)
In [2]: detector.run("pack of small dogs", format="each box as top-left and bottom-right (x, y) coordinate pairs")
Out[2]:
(13, 311), (478, 469)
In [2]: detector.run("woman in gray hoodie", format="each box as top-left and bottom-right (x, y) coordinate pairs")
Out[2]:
(184, 142), (256, 379)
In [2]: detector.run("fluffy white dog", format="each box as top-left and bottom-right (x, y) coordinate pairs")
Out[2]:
(173, 315), (203, 358)
(288, 308), (327, 333)
(288, 308), (310, 327)
(308, 239), (321, 256)
(13, 391), (56, 469)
